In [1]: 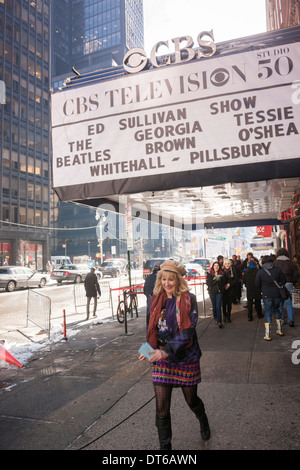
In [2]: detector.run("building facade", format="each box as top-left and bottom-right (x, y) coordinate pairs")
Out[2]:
(266, 0), (300, 30)
(0, 0), (51, 269)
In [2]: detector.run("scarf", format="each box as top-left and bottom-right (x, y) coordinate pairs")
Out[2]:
(147, 291), (192, 349)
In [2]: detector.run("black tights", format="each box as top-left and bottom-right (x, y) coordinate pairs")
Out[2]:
(154, 384), (200, 418)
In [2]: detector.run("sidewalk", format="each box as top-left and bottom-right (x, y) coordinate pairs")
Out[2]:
(0, 302), (299, 451)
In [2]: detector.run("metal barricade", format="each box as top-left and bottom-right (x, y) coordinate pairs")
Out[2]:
(74, 281), (114, 318)
(26, 290), (51, 338)
(186, 277), (207, 317)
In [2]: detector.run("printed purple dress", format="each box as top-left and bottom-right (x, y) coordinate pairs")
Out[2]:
(151, 293), (202, 387)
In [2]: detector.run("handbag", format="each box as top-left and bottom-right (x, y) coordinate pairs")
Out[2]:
(264, 268), (291, 300)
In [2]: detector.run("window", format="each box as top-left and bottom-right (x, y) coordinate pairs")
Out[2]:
(20, 179), (27, 199)
(28, 208), (34, 225)
(2, 149), (10, 168)
(20, 154), (26, 172)
(28, 182), (34, 199)
(11, 177), (18, 197)
(11, 151), (18, 170)
(19, 207), (26, 224)
(28, 157), (34, 174)
(2, 176), (9, 196)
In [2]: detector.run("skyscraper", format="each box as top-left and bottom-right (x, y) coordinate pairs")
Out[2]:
(0, 0), (51, 269)
(52, 0), (144, 83)
(0, 0), (144, 267)
(51, 0), (144, 260)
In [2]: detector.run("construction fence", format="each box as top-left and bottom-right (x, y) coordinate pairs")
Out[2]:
(26, 290), (51, 338)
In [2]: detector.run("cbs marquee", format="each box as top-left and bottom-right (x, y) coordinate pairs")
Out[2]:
(51, 27), (300, 203)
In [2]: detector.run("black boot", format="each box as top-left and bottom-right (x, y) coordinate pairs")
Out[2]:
(190, 399), (211, 441)
(156, 416), (172, 450)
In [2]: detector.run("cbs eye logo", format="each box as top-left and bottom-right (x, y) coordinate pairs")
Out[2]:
(123, 48), (149, 73)
(291, 340), (300, 365)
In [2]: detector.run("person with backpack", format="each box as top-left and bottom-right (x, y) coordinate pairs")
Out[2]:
(255, 256), (286, 341)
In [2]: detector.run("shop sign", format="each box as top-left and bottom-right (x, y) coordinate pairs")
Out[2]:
(256, 226), (272, 237)
(281, 204), (300, 223)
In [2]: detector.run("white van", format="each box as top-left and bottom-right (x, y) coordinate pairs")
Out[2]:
(51, 256), (71, 269)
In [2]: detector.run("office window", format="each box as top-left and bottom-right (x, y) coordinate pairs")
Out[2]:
(2, 149), (10, 168)
(28, 208), (34, 225)
(28, 182), (34, 199)
(35, 209), (42, 225)
(20, 154), (26, 172)
(11, 177), (18, 197)
(19, 207), (26, 224)
(11, 151), (18, 170)
(20, 179), (26, 199)
(28, 157), (34, 174)
(2, 176), (9, 196)
(43, 185), (49, 202)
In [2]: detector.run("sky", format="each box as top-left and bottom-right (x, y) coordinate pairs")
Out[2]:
(143, 0), (267, 55)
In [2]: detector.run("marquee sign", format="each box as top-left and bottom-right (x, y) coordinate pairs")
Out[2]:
(51, 28), (300, 203)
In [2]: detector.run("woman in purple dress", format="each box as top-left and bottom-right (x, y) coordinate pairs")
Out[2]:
(139, 260), (210, 450)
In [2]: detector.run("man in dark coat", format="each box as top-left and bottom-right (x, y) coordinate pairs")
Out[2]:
(255, 256), (286, 340)
(274, 248), (298, 327)
(243, 260), (262, 321)
(143, 261), (161, 326)
(84, 267), (101, 319)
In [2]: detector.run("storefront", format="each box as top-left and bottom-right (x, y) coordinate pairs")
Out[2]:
(0, 241), (12, 266)
(0, 229), (50, 270)
(18, 241), (44, 270)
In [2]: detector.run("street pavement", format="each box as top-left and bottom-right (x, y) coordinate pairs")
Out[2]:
(0, 300), (299, 452)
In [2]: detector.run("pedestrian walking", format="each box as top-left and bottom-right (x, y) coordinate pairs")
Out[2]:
(217, 255), (224, 269)
(206, 261), (226, 328)
(143, 261), (161, 326)
(139, 260), (210, 450)
(255, 256), (286, 340)
(274, 248), (298, 326)
(232, 254), (242, 303)
(222, 258), (238, 323)
(241, 252), (260, 271)
(243, 260), (262, 321)
(84, 267), (101, 319)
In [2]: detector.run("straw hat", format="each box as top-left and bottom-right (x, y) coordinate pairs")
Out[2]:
(160, 260), (187, 277)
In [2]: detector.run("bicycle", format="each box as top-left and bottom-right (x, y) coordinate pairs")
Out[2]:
(117, 289), (138, 323)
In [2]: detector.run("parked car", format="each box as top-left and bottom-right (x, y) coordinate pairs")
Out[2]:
(0, 266), (48, 292)
(97, 260), (126, 278)
(105, 258), (127, 273)
(143, 258), (166, 279)
(184, 263), (206, 278)
(51, 264), (90, 284)
(192, 258), (212, 272)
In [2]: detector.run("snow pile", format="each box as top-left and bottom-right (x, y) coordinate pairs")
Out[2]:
(0, 323), (80, 369)
(0, 316), (114, 369)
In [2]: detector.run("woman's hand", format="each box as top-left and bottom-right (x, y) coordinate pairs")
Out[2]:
(149, 349), (168, 363)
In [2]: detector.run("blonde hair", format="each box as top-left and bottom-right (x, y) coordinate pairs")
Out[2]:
(153, 260), (189, 295)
